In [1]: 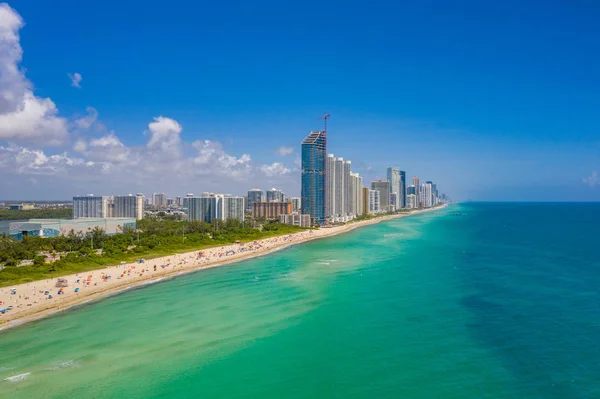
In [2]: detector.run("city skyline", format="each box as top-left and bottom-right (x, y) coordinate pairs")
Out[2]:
(1, 2), (599, 202)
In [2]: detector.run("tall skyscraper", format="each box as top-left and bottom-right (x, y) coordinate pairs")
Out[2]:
(325, 154), (336, 217)
(266, 188), (285, 202)
(412, 176), (421, 207)
(334, 157), (345, 216)
(371, 180), (391, 212)
(344, 160), (351, 214)
(399, 170), (406, 209)
(422, 182), (433, 208)
(349, 172), (362, 216)
(301, 130), (326, 225)
(369, 190), (380, 213)
(247, 188), (264, 212)
(387, 167), (406, 209)
(362, 187), (370, 215)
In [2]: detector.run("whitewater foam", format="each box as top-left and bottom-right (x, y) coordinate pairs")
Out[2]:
(4, 372), (30, 383)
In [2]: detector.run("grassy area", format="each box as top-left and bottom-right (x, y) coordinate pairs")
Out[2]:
(0, 219), (306, 287)
(0, 208), (72, 221)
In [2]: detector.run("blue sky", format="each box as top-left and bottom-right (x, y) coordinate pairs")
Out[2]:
(1, 0), (599, 200)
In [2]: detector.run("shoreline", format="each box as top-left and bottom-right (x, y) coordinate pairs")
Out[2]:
(0, 206), (446, 331)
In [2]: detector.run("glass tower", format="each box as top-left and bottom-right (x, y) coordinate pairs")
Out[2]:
(301, 130), (326, 225)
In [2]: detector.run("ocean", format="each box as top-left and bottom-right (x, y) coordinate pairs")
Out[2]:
(0, 203), (598, 398)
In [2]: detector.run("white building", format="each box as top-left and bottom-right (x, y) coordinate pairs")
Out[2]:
(343, 160), (351, 214)
(279, 212), (311, 227)
(421, 182), (433, 208)
(113, 194), (144, 220)
(326, 154), (336, 217)
(223, 196), (245, 221)
(334, 157), (345, 216)
(188, 194), (244, 223)
(369, 190), (380, 214)
(73, 195), (112, 218)
(406, 194), (417, 209)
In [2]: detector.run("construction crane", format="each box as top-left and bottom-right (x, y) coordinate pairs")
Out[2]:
(317, 113), (331, 132)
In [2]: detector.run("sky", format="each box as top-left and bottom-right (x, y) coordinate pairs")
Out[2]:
(0, 0), (599, 201)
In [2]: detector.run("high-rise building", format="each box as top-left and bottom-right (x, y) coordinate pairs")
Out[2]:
(390, 192), (398, 212)
(371, 180), (391, 212)
(252, 202), (292, 219)
(422, 182), (434, 208)
(188, 194), (244, 222)
(399, 170), (406, 209)
(412, 177), (421, 207)
(334, 157), (345, 216)
(387, 167), (406, 209)
(113, 194), (144, 220)
(290, 197), (301, 212)
(266, 188), (285, 202)
(369, 190), (380, 213)
(153, 193), (167, 208)
(175, 196), (184, 207)
(325, 154), (336, 217)
(344, 160), (351, 214)
(247, 189), (264, 212)
(406, 194), (417, 209)
(223, 196), (245, 221)
(301, 130), (326, 225)
(362, 187), (370, 215)
(349, 172), (363, 216)
(73, 195), (112, 218)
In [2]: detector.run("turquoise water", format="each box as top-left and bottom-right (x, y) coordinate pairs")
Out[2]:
(0, 203), (598, 398)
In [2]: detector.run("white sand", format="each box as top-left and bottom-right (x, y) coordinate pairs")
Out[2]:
(0, 206), (444, 330)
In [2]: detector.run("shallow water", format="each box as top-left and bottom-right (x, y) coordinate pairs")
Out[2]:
(0, 203), (598, 398)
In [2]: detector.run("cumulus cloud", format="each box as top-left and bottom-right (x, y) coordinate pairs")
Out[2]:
(275, 146), (294, 156)
(146, 116), (182, 157)
(260, 162), (291, 177)
(190, 140), (252, 179)
(0, 4), (69, 145)
(0, 4), (299, 198)
(68, 72), (82, 88)
(583, 171), (599, 188)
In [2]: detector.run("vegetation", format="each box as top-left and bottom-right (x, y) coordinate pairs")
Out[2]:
(0, 218), (306, 287)
(0, 208), (73, 221)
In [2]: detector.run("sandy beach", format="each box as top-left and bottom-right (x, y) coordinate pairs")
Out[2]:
(0, 206), (444, 330)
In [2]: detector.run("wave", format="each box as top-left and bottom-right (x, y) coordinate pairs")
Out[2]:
(4, 372), (31, 383)
(43, 360), (81, 371)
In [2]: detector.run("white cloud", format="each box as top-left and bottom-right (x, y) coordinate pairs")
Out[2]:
(68, 72), (82, 88)
(0, 4), (69, 145)
(275, 146), (294, 156)
(260, 162), (291, 177)
(73, 139), (87, 153)
(190, 140), (252, 179)
(74, 106), (99, 130)
(583, 171), (599, 188)
(146, 116), (182, 157)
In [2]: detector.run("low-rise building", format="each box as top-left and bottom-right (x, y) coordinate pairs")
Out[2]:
(252, 202), (292, 219)
(279, 212), (311, 228)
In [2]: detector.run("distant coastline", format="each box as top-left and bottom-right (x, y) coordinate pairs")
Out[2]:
(0, 205), (446, 331)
